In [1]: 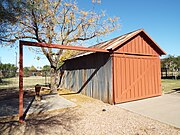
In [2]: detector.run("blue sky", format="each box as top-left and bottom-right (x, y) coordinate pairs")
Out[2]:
(0, 0), (179, 67)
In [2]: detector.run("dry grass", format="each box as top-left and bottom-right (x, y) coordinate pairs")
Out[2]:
(162, 79), (180, 93)
(58, 89), (95, 105)
(0, 76), (50, 89)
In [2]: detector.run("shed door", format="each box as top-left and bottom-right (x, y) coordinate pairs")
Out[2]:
(113, 55), (161, 103)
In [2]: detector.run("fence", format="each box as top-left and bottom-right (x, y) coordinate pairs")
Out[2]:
(161, 68), (180, 79)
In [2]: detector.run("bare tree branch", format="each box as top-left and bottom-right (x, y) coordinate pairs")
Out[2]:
(0, 0), (120, 92)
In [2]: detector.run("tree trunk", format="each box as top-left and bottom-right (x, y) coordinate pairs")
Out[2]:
(50, 67), (58, 94)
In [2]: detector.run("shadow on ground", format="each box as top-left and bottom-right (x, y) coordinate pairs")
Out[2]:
(0, 88), (35, 117)
(0, 108), (80, 135)
(0, 88), (20, 101)
(173, 88), (180, 91)
(0, 88), (34, 101)
(165, 88), (180, 94)
(0, 80), (12, 86)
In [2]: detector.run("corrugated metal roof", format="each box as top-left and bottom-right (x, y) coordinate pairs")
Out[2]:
(90, 29), (143, 50)
(68, 29), (166, 59)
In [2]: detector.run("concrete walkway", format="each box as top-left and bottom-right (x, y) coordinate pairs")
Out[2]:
(117, 92), (180, 128)
(26, 94), (77, 115)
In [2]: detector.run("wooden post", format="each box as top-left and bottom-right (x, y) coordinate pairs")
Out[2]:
(19, 42), (24, 123)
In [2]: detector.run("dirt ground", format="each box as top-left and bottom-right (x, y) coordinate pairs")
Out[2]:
(0, 89), (180, 135)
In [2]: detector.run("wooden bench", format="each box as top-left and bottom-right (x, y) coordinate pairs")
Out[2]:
(35, 84), (50, 101)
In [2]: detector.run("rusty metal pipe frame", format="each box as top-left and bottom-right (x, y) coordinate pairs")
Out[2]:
(18, 40), (110, 123)
(20, 41), (109, 53)
(19, 42), (23, 123)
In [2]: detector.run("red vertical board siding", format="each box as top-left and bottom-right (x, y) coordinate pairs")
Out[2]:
(147, 44), (150, 54)
(116, 57), (120, 99)
(140, 58), (144, 97)
(115, 35), (158, 56)
(148, 59), (153, 95)
(136, 37), (138, 53)
(142, 37), (145, 54)
(124, 43), (128, 52)
(134, 38), (136, 53)
(146, 42), (149, 54)
(129, 58), (132, 99)
(144, 37), (147, 54)
(150, 60), (153, 95)
(139, 36), (142, 53)
(148, 42), (151, 54)
(121, 57), (125, 101)
(113, 54), (161, 103)
(152, 61), (155, 94)
(113, 56), (116, 100)
(112, 32), (162, 103)
(130, 40), (133, 53)
(121, 46), (124, 52)
(143, 59), (147, 96)
(134, 57), (138, 98)
(158, 58), (162, 95)
(126, 42), (130, 53)
(129, 42), (132, 53)
(148, 59), (150, 94)
(123, 58), (126, 100)
(137, 36), (139, 53)
(152, 60), (155, 94)
(124, 58), (127, 99)
(131, 58), (135, 99)
(126, 58), (130, 99)
(145, 59), (148, 95)
(154, 61), (157, 94)
(141, 36), (145, 54)
(147, 59), (150, 95)
(137, 58), (141, 97)
(154, 60), (158, 94)
(133, 38), (136, 53)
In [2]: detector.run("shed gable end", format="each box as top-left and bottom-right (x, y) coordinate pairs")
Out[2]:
(114, 34), (159, 56)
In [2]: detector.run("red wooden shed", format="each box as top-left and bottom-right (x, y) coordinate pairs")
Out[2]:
(18, 29), (166, 122)
(111, 29), (166, 103)
(60, 29), (166, 104)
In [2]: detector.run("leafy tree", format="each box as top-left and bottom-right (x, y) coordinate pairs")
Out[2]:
(0, 63), (18, 78)
(42, 65), (51, 71)
(161, 55), (180, 79)
(23, 67), (30, 77)
(29, 65), (37, 71)
(0, 0), (120, 93)
(42, 65), (51, 77)
(0, 0), (21, 22)
(59, 50), (78, 66)
(0, 0), (25, 42)
(161, 55), (180, 70)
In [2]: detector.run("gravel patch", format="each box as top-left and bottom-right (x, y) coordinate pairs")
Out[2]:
(0, 93), (180, 135)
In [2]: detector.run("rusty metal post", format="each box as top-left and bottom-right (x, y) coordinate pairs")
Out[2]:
(19, 41), (24, 123)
